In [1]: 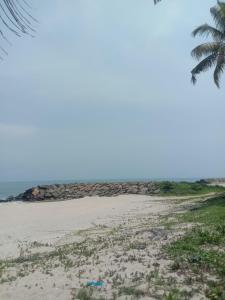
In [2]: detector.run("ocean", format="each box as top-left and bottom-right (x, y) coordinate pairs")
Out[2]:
(0, 180), (79, 200)
(0, 178), (200, 201)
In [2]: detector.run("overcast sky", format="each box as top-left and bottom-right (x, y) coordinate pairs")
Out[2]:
(0, 0), (225, 182)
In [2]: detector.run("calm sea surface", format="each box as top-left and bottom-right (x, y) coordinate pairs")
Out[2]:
(0, 178), (200, 200)
(0, 180), (77, 200)
(0, 179), (111, 200)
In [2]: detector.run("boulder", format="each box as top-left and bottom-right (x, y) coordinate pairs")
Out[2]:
(16, 181), (160, 202)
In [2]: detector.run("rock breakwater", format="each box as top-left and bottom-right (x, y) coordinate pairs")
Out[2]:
(204, 178), (225, 184)
(15, 182), (160, 202)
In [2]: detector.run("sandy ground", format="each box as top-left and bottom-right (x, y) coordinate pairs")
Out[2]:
(0, 195), (174, 260)
(209, 182), (225, 187)
(0, 195), (208, 300)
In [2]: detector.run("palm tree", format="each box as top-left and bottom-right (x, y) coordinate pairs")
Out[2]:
(191, 1), (225, 88)
(0, 0), (35, 57)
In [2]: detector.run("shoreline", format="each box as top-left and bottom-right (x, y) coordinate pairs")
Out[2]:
(1, 178), (225, 203)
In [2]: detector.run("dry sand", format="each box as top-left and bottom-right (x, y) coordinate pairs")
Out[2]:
(0, 195), (173, 260)
(0, 194), (208, 300)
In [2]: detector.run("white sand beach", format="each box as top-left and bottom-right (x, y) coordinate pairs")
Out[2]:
(0, 194), (210, 300)
(0, 195), (173, 260)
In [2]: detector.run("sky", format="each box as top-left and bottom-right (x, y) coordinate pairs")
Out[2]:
(0, 0), (225, 182)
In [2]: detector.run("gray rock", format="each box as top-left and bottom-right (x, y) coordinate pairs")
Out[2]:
(15, 181), (160, 202)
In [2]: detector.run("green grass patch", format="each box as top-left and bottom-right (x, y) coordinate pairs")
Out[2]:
(71, 288), (105, 300)
(158, 181), (225, 196)
(119, 286), (145, 298)
(167, 195), (225, 299)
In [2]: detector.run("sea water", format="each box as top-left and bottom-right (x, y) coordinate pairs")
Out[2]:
(0, 180), (77, 200)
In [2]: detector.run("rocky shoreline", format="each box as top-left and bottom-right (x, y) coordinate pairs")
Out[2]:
(203, 178), (225, 184)
(9, 182), (160, 202)
(15, 182), (160, 201)
(2, 178), (224, 203)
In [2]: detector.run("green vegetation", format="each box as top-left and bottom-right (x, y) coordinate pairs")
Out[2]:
(155, 1), (225, 88)
(158, 181), (225, 196)
(167, 195), (225, 299)
(164, 290), (196, 300)
(191, 1), (225, 88)
(71, 288), (105, 300)
(119, 286), (145, 298)
(76, 288), (93, 300)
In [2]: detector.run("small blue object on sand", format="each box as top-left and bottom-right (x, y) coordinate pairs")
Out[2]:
(86, 280), (105, 287)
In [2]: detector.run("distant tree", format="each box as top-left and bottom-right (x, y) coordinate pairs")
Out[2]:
(0, 0), (35, 57)
(191, 1), (225, 87)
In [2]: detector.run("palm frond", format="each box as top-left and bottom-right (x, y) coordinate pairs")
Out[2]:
(210, 1), (225, 33)
(0, 0), (36, 56)
(191, 42), (221, 60)
(214, 50), (225, 87)
(192, 24), (224, 41)
(191, 1), (225, 87)
(191, 54), (217, 85)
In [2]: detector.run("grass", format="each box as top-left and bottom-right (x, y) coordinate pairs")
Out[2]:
(158, 181), (225, 196)
(0, 237), (100, 284)
(167, 194), (225, 299)
(71, 288), (105, 300)
(76, 288), (93, 300)
(119, 286), (145, 298)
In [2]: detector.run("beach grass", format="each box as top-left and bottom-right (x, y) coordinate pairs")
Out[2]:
(158, 181), (225, 196)
(167, 194), (225, 299)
